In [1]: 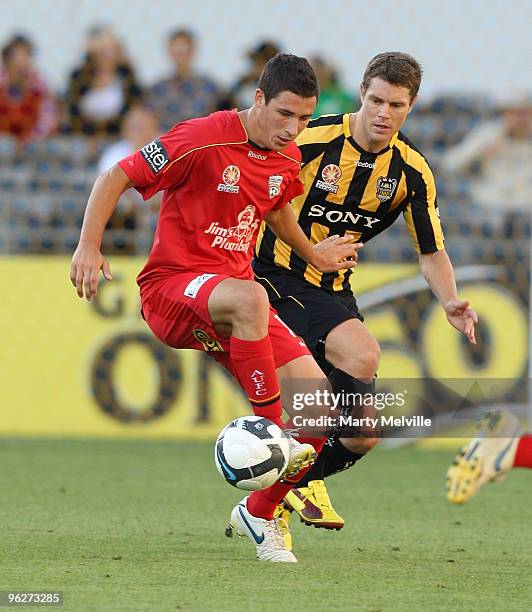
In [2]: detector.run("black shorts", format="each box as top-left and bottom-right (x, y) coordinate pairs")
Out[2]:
(253, 261), (363, 375)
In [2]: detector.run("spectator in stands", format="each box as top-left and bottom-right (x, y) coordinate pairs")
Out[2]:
(0, 34), (58, 143)
(64, 25), (141, 136)
(228, 40), (280, 109)
(146, 28), (221, 132)
(311, 55), (356, 117)
(97, 106), (161, 254)
(441, 95), (532, 215)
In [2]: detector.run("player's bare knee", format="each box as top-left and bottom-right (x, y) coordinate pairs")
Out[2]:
(357, 437), (380, 452)
(333, 344), (380, 379)
(357, 343), (380, 378)
(231, 281), (269, 325)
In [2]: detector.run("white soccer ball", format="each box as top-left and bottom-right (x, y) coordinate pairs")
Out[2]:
(215, 416), (290, 491)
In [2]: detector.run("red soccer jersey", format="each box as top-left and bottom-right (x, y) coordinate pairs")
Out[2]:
(118, 110), (304, 291)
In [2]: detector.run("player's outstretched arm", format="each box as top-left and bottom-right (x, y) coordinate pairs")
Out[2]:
(418, 250), (478, 344)
(70, 165), (133, 301)
(265, 206), (363, 273)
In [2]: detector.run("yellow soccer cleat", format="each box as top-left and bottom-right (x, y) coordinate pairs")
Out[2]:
(446, 447), (483, 504)
(283, 480), (345, 530)
(283, 437), (317, 480)
(446, 410), (522, 504)
(273, 503), (293, 552)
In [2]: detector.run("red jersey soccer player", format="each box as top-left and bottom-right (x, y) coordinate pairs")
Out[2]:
(70, 54), (361, 563)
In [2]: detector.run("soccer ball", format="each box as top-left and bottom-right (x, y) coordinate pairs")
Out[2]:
(215, 416), (290, 491)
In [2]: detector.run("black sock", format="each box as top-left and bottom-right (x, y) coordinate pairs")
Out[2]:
(295, 369), (374, 487)
(294, 440), (333, 486)
(322, 437), (365, 478)
(328, 368), (375, 418)
(296, 438), (366, 486)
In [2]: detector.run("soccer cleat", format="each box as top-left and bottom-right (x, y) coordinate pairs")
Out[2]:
(273, 503), (293, 552)
(283, 437), (317, 480)
(283, 480), (345, 530)
(446, 410), (523, 504)
(225, 498), (297, 562)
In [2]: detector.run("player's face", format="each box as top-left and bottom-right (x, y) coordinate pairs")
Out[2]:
(254, 90), (317, 150)
(359, 77), (416, 149)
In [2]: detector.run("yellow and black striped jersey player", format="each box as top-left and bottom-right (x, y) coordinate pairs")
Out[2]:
(253, 52), (478, 541)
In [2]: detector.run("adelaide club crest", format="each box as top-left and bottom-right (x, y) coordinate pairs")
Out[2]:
(268, 175), (283, 199)
(376, 176), (397, 202)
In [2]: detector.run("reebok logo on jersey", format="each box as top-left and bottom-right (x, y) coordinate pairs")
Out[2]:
(355, 160), (376, 169)
(248, 150), (268, 161)
(140, 139), (170, 174)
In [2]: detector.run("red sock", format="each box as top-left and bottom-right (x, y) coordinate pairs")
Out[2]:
(229, 335), (283, 428)
(513, 434), (532, 468)
(247, 436), (325, 519)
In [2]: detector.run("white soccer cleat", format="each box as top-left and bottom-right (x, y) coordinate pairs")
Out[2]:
(446, 410), (523, 504)
(283, 436), (317, 480)
(225, 498), (297, 562)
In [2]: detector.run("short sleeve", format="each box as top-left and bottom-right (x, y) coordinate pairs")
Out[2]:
(403, 160), (445, 254)
(272, 175), (305, 210)
(117, 122), (195, 201)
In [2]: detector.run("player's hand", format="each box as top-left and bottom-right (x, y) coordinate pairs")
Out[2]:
(444, 299), (478, 344)
(312, 235), (363, 272)
(70, 242), (112, 301)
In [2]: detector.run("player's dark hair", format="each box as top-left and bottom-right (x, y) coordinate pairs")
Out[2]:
(362, 52), (423, 101)
(1, 34), (33, 65)
(258, 53), (319, 103)
(168, 28), (195, 45)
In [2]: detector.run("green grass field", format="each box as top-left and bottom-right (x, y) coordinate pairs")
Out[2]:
(1, 439), (530, 612)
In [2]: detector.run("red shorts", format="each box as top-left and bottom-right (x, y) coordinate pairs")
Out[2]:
(140, 272), (310, 371)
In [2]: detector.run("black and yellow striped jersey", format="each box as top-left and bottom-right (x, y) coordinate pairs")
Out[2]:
(255, 113), (445, 293)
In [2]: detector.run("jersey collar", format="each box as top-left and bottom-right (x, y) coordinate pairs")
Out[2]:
(235, 108), (274, 155)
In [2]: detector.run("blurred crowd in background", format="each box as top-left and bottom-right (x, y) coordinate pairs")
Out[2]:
(0, 25), (530, 260)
